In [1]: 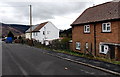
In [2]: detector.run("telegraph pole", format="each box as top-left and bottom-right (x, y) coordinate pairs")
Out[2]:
(29, 5), (32, 40)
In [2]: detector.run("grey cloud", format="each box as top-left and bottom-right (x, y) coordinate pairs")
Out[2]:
(32, 2), (89, 19)
(5, 2), (89, 20)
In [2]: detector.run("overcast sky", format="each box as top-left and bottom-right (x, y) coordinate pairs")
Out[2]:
(0, 0), (113, 30)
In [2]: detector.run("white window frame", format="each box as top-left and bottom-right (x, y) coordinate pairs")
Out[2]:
(76, 42), (81, 50)
(102, 22), (111, 32)
(99, 44), (109, 54)
(85, 42), (89, 49)
(47, 31), (50, 34)
(43, 31), (45, 35)
(33, 33), (35, 36)
(84, 25), (90, 33)
(36, 32), (38, 36)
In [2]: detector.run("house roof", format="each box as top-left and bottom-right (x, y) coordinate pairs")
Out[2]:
(26, 22), (48, 33)
(33, 22), (48, 32)
(26, 25), (38, 33)
(71, 1), (120, 26)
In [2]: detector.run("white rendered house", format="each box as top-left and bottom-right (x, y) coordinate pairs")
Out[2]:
(25, 21), (59, 45)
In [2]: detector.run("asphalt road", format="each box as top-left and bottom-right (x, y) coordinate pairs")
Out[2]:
(2, 42), (114, 76)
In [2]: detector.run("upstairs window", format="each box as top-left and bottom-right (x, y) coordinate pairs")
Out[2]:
(76, 42), (81, 50)
(102, 22), (111, 32)
(84, 25), (90, 33)
(47, 31), (50, 34)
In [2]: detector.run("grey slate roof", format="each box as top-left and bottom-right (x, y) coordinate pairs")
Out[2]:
(26, 25), (38, 33)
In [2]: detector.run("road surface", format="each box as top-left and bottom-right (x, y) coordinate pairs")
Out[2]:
(2, 42), (114, 76)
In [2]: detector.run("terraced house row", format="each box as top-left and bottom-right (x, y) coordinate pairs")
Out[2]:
(71, 1), (120, 60)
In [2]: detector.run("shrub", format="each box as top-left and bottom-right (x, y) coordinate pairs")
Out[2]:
(7, 31), (14, 39)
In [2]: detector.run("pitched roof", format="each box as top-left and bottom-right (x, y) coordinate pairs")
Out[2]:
(33, 22), (48, 32)
(26, 22), (48, 33)
(71, 2), (120, 26)
(26, 25), (37, 33)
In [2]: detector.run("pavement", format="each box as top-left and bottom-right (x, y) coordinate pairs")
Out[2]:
(38, 48), (120, 75)
(2, 42), (117, 76)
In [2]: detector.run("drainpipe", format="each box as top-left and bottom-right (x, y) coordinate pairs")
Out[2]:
(94, 24), (96, 56)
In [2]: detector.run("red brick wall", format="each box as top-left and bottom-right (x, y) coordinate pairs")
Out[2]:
(118, 20), (120, 43)
(72, 24), (95, 54)
(96, 21), (119, 57)
(115, 47), (120, 60)
(72, 20), (120, 58)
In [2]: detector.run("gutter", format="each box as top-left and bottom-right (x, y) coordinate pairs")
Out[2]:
(71, 18), (120, 26)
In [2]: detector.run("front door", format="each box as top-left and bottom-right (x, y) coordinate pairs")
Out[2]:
(109, 45), (115, 59)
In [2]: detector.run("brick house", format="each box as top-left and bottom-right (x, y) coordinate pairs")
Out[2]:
(71, 1), (120, 60)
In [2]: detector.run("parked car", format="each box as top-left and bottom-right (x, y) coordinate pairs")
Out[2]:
(5, 37), (13, 43)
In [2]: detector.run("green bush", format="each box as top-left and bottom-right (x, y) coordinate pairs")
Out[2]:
(48, 37), (70, 50)
(7, 31), (14, 39)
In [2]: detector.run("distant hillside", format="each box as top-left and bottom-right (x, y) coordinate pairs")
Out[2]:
(59, 28), (72, 38)
(0, 23), (30, 37)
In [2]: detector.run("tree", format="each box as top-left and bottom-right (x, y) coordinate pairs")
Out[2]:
(7, 31), (14, 39)
(61, 37), (71, 50)
(59, 28), (72, 38)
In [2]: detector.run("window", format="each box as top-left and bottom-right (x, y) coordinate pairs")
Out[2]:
(36, 32), (38, 36)
(76, 42), (81, 50)
(43, 31), (45, 35)
(84, 25), (90, 33)
(33, 33), (35, 36)
(85, 42), (88, 49)
(102, 22), (111, 32)
(47, 31), (50, 34)
(99, 44), (109, 54)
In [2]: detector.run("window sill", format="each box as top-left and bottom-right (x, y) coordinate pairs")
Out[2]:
(84, 32), (90, 34)
(99, 52), (107, 55)
(75, 48), (81, 51)
(101, 31), (112, 33)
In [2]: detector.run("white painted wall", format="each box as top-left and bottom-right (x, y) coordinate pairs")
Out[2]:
(25, 33), (31, 39)
(44, 22), (59, 40)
